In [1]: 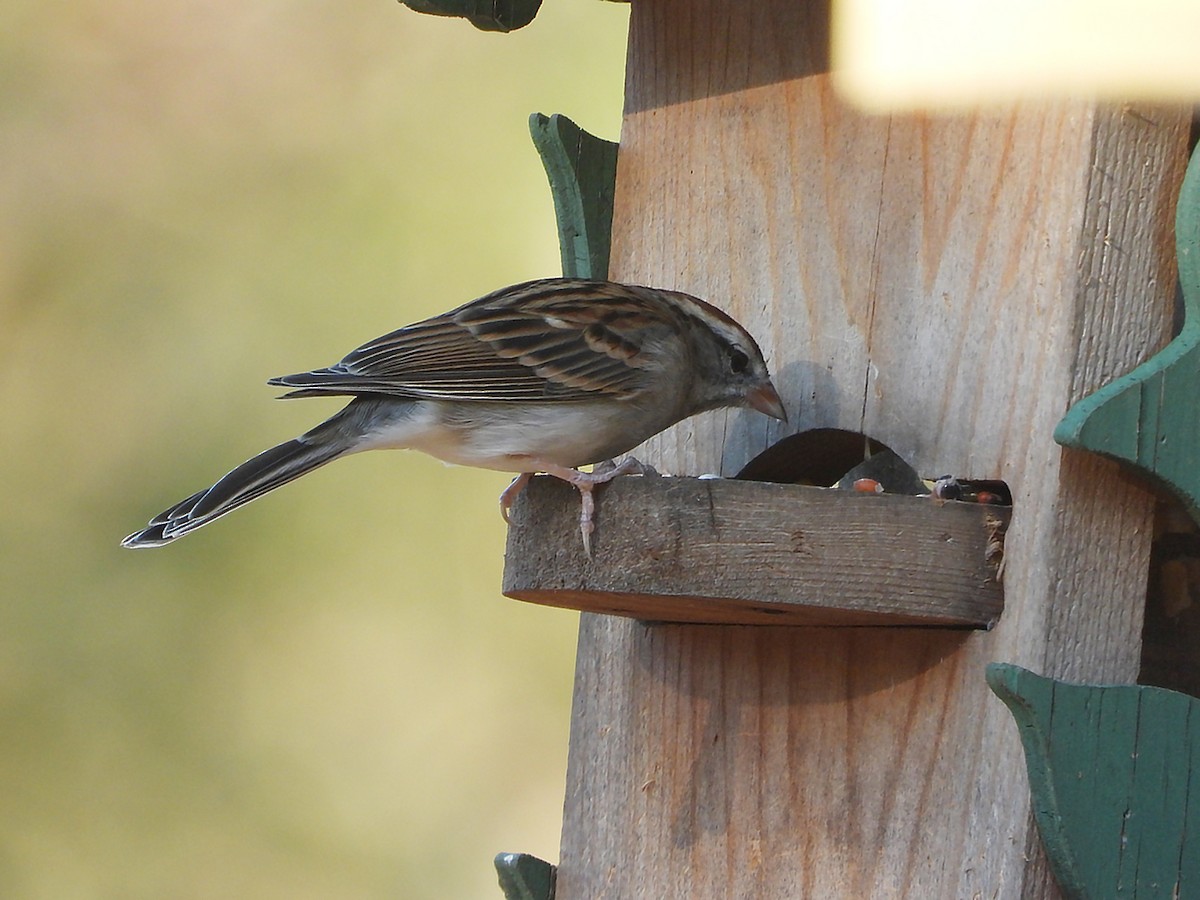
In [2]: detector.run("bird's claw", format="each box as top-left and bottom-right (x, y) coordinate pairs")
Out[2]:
(593, 457), (657, 479)
(500, 472), (532, 524)
(577, 484), (596, 558)
(501, 456), (653, 556)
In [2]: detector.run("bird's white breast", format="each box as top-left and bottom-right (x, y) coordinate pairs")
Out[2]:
(353, 398), (675, 473)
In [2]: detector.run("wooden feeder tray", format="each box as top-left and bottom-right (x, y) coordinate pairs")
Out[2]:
(502, 475), (1008, 627)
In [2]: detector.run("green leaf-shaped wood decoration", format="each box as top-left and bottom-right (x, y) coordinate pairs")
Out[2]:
(495, 852), (556, 900)
(1055, 142), (1200, 522)
(489, 117), (616, 897)
(529, 112), (618, 280)
(399, 0), (542, 32)
(987, 663), (1200, 899)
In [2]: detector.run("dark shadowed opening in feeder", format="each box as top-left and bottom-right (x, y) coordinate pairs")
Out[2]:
(736, 428), (1012, 506)
(737, 428), (900, 488)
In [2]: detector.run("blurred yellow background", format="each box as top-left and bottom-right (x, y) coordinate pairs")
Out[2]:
(0, 1), (628, 897)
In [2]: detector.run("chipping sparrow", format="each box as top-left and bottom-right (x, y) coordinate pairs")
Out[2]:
(122, 277), (786, 553)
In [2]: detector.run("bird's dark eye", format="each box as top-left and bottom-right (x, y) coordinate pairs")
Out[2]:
(728, 348), (750, 374)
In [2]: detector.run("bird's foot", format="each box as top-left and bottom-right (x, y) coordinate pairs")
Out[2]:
(592, 457), (659, 479)
(500, 472), (532, 524)
(542, 458), (650, 556)
(499, 458), (653, 556)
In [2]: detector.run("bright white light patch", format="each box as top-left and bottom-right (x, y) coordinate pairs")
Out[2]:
(834, 0), (1200, 110)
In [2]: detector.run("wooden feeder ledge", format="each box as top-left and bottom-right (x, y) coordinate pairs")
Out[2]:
(502, 474), (1007, 627)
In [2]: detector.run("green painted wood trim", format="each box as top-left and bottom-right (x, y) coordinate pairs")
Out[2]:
(529, 113), (618, 280)
(986, 663), (1200, 900)
(495, 852), (556, 900)
(399, 0), (542, 32)
(492, 115), (612, 900)
(1054, 142), (1200, 522)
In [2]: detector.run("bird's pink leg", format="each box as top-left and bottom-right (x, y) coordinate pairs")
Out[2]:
(498, 459), (653, 555)
(539, 458), (652, 556)
(499, 472), (533, 524)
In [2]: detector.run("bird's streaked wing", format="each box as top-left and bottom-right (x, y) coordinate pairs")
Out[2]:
(269, 279), (678, 403)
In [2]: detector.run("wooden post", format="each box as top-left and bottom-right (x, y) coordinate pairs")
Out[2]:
(553, 1), (1189, 897)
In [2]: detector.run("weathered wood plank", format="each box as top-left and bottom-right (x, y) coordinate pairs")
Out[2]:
(554, 0), (1189, 897)
(528, 113), (618, 280)
(1056, 141), (1200, 525)
(504, 475), (1007, 627)
(988, 664), (1200, 900)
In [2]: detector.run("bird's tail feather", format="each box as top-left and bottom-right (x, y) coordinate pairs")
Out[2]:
(122, 433), (351, 548)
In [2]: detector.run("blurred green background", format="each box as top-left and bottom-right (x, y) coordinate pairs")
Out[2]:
(1, 2), (627, 897)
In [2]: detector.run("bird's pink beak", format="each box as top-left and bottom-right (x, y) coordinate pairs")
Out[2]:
(746, 381), (787, 422)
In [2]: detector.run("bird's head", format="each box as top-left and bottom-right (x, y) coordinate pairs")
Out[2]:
(666, 290), (787, 423)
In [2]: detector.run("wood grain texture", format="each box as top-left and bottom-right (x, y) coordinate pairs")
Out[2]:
(528, 113), (618, 280)
(504, 475), (1007, 627)
(988, 664), (1200, 900)
(554, 1), (1189, 897)
(1057, 140), (1200, 524)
